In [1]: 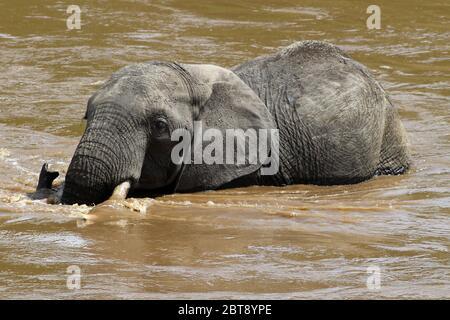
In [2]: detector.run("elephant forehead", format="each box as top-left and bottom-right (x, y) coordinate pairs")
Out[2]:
(94, 73), (189, 107)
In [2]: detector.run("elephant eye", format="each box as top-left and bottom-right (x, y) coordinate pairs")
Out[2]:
(152, 118), (170, 139)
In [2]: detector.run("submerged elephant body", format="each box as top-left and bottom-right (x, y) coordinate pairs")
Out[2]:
(233, 41), (410, 184)
(53, 41), (409, 205)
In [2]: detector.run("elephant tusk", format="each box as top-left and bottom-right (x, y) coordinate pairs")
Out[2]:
(109, 181), (131, 201)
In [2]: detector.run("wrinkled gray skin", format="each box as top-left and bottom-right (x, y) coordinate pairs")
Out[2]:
(54, 41), (410, 205)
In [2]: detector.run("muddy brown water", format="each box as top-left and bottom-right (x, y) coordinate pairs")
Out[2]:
(0, 0), (449, 299)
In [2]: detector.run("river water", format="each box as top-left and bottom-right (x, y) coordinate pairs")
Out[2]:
(0, 0), (449, 299)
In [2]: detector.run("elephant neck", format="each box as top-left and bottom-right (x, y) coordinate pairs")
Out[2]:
(233, 66), (319, 185)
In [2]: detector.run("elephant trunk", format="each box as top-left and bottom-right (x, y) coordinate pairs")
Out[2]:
(61, 105), (147, 205)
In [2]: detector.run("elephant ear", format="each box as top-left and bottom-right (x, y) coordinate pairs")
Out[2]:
(175, 64), (276, 192)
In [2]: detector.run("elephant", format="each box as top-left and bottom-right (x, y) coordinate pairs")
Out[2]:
(43, 40), (409, 205)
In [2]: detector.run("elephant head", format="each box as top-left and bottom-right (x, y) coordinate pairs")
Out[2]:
(61, 62), (276, 205)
